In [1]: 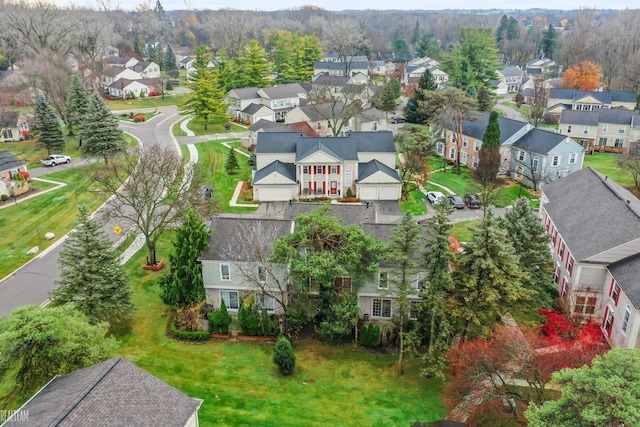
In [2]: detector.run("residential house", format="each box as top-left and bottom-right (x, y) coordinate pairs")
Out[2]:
(1, 357), (203, 427)
(493, 66), (524, 94)
(226, 83), (308, 123)
(437, 112), (585, 187)
(236, 103), (275, 125)
(174, 47), (195, 64)
(0, 151), (29, 197)
(539, 167), (640, 349)
(131, 61), (161, 79)
(1, 111), (29, 142)
(402, 57), (448, 89)
(313, 61), (369, 79)
(251, 131), (401, 202)
(102, 56), (139, 70)
(546, 89), (637, 122)
(369, 60), (387, 77)
(101, 67), (143, 91)
(107, 78), (162, 98)
(247, 120), (318, 147)
(558, 109), (640, 154)
(284, 104), (386, 137)
(525, 57), (556, 77)
(321, 51), (368, 63)
(179, 56), (195, 70)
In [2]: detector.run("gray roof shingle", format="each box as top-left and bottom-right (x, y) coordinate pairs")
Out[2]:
(358, 160), (401, 182)
(452, 112), (529, 143)
(609, 254), (640, 309)
(258, 83), (306, 100)
(253, 160), (296, 184)
(6, 357), (202, 427)
(0, 150), (25, 172)
(512, 128), (570, 154)
(543, 167), (640, 261)
(255, 132), (395, 158)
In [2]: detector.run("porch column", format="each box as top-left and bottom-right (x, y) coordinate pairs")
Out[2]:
(340, 164), (344, 196)
(311, 165), (315, 194)
(299, 165), (304, 197)
(325, 166), (329, 195)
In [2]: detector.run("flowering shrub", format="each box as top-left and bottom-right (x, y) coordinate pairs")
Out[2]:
(133, 113), (146, 123)
(538, 308), (605, 348)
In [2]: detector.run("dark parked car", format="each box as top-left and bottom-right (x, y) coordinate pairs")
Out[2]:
(464, 194), (482, 209)
(390, 116), (406, 124)
(448, 194), (465, 209)
(248, 153), (256, 166)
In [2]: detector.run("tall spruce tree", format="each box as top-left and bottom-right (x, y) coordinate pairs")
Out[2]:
(80, 92), (125, 163)
(33, 96), (65, 156)
(476, 87), (493, 112)
(50, 206), (134, 325)
(476, 110), (501, 184)
(501, 197), (555, 307)
(237, 40), (273, 88)
(387, 213), (423, 375)
(451, 206), (531, 339)
(421, 201), (456, 377)
(159, 209), (210, 307)
(405, 70), (436, 124)
(66, 74), (89, 137)
(164, 44), (177, 70)
(225, 146), (239, 174)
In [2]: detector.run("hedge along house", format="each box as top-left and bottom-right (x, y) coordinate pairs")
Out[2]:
(251, 131), (402, 202)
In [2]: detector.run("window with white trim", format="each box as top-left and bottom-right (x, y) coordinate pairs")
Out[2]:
(610, 280), (621, 306)
(622, 306), (631, 334)
(615, 138), (624, 147)
(258, 293), (275, 312)
(372, 298), (392, 318)
(518, 150), (525, 161)
(618, 125), (626, 134)
(345, 170), (352, 186)
(308, 277), (319, 293)
(602, 124), (608, 132)
(532, 156), (539, 172)
(568, 153), (577, 164)
(220, 290), (239, 310)
(415, 272), (423, 291)
(472, 156), (479, 168)
(474, 141), (480, 151)
(378, 271), (389, 289)
(220, 263), (230, 281)
(258, 266), (267, 283)
(449, 147), (455, 160)
(331, 166), (337, 174)
(460, 151), (468, 165)
(551, 155), (560, 167)
(574, 295), (597, 315)
(463, 137), (468, 148)
(409, 300), (420, 320)
(598, 137), (607, 146)
(583, 126), (589, 135)
(303, 165), (309, 174)
(604, 308), (614, 335)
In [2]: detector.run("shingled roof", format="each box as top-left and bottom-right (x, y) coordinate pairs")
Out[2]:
(5, 357), (202, 427)
(0, 150), (25, 172)
(512, 128), (571, 155)
(609, 254), (640, 309)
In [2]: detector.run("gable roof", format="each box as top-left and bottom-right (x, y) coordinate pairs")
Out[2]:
(258, 83), (306, 100)
(200, 217), (292, 261)
(560, 109), (639, 126)
(253, 160), (297, 184)
(227, 87), (260, 100)
(0, 150), (25, 171)
(312, 75), (351, 86)
(132, 61), (157, 72)
(103, 57), (136, 65)
(102, 67), (131, 77)
(0, 111), (22, 128)
(499, 66), (523, 78)
(242, 103), (271, 115)
(358, 159), (402, 182)
(297, 140), (345, 162)
(542, 167), (640, 261)
(609, 254), (640, 309)
(549, 88), (636, 104)
(452, 112), (529, 143)
(512, 128), (573, 154)
(5, 357), (202, 426)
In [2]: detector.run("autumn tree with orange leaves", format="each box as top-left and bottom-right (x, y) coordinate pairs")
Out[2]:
(562, 61), (602, 91)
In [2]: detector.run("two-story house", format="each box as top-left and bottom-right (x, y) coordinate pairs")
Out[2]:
(493, 66), (524, 94)
(539, 167), (640, 348)
(402, 57), (448, 89)
(131, 61), (161, 79)
(251, 131), (401, 202)
(558, 109), (640, 154)
(103, 56), (139, 70)
(0, 150), (29, 198)
(313, 61), (369, 79)
(546, 89), (637, 122)
(284, 103), (386, 136)
(226, 83), (308, 123)
(101, 67), (142, 90)
(525, 57), (556, 77)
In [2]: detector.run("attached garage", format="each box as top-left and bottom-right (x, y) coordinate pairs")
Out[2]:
(253, 185), (296, 202)
(358, 184), (401, 201)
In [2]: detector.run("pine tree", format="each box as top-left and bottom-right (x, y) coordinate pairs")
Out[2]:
(476, 86), (493, 112)
(159, 209), (210, 307)
(273, 336), (296, 375)
(33, 96), (65, 156)
(387, 212), (423, 375)
(452, 206), (532, 339)
(237, 40), (273, 88)
(225, 146), (239, 174)
(501, 197), (555, 307)
(79, 93), (124, 163)
(164, 44), (177, 70)
(476, 110), (501, 184)
(66, 74), (89, 137)
(405, 70), (436, 124)
(50, 206), (134, 325)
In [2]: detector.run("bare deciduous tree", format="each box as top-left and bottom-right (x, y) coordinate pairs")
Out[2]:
(527, 74), (549, 128)
(323, 17), (368, 75)
(204, 9), (262, 58)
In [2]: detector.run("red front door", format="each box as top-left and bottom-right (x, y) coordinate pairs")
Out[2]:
(330, 181), (337, 195)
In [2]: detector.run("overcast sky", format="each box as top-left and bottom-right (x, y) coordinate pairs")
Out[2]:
(56, 0), (638, 11)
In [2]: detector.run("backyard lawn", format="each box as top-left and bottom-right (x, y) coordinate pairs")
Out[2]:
(115, 236), (446, 427)
(399, 183), (428, 215)
(105, 91), (186, 110)
(175, 116), (246, 136)
(0, 166), (108, 279)
(583, 152), (634, 187)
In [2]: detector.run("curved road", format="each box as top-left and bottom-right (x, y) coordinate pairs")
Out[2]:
(0, 106), (184, 315)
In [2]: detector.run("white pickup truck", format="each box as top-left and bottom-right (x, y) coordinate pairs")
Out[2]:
(41, 154), (71, 167)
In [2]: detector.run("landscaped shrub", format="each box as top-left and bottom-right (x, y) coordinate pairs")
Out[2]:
(168, 318), (210, 341)
(1, 194), (9, 202)
(261, 308), (271, 336)
(174, 303), (202, 332)
(273, 336), (296, 375)
(133, 113), (146, 123)
(238, 301), (261, 336)
(139, 91), (146, 98)
(149, 90), (160, 97)
(346, 187), (353, 198)
(165, 80), (174, 90)
(208, 299), (232, 334)
(359, 323), (381, 348)
(167, 69), (180, 78)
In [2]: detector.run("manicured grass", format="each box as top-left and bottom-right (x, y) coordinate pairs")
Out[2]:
(186, 116), (246, 136)
(4, 135), (82, 168)
(583, 152), (634, 187)
(195, 139), (257, 214)
(429, 168), (481, 196)
(450, 219), (481, 242)
(115, 111), (158, 122)
(115, 235), (446, 427)
(0, 165), (108, 279)
(399, 183), (427, 215)
(503, 101), (531, 117)
(105, 92), (186, 110)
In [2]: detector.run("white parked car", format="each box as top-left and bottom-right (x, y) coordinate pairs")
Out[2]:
(41, 154), (71, 167)
(427, 191), (446, 204)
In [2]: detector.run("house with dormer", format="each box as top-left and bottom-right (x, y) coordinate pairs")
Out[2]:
(545, 89), (637, 122)
(131, 61), (161, 79)
(226, 83), (307, 123)
(251, 131), (401, 202)
(540, 167), (640, 348)
(493, 66), (524, 94)
(558, 109), (640, 154)
(285, 103), (386, 136)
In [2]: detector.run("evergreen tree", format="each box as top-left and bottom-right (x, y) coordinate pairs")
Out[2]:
(33, 96), (65, 156)
(476, 86), (493, 112)
(411, 18), (421, 46)
(214, 49), (241, 92)
(451, 206), (531, 339)
(65, 74), (89, 137)
(164, 44), (177, 70)
(393, 39), (412, 63)
(374, 80), (399, 115)
(416, 36), (439, 59)
(50, 206), (134, 325)
(147, 44), (161, 67)
(273, 336), (296, 375)
(421, 201), (455, 377)
(296, 35), (323, 82)
(405, 70), (436, 124)
(79, 92), (124, 163)
(133, 37), (144, 59)
(159, 209), (210, 307)
(225, 146), (239, 174)
(476, 110), (501, 184)
(237, 40), (273, 88)
(540, 25), (557, 59)
(501, 197), (555, 307)
(387, 213), (422, 375)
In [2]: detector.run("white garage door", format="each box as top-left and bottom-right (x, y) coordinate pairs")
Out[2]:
(379, 186), (399, 200)
(359, 186), (377, 200)
(255, 186), (292, 202)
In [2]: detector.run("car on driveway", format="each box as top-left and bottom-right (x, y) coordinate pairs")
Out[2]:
(390, 116), (406, 124)
(247, 153), (256, 166)
(464, 194), (482, 209)
(41, 154), (71, 166)
(427, 191), (445, 204)
(448, 194), (466, 209)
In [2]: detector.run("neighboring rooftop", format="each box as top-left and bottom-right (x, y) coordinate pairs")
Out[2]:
(0, 150), (25, 171)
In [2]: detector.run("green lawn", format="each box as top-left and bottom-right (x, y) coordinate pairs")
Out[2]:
(583, 152), (634, 187)
(429, 168), (481, 196)
(503, 101), (531, 117)
(0, 166), (109, 279)
(184, 117), (246, 136)
(196, 139), (257, 214)
(105, 92), (186, 110)
(450, 219), (481, 242)
(115, 111), (158, 122)
(115, 235), (446, 427)
(399, 183), (427, 215)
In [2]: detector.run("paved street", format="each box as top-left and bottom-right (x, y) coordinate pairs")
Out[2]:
(0, 106), (183, 315)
